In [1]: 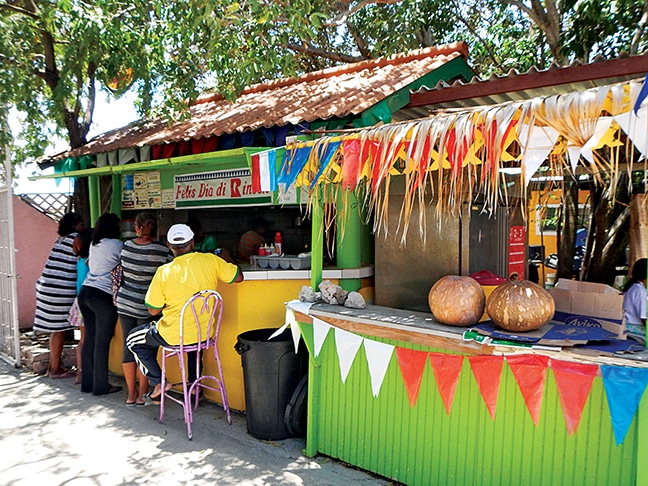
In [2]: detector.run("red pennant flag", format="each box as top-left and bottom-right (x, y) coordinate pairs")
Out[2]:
(550, 359), (599, 436)
(395, 347), (429, 407)
(506, 355), (550, 426)
(250, 153), (261, 193)
(341, 138), (361, 191)
(428, 353), (464, 415)
(468, 355), (504, 420)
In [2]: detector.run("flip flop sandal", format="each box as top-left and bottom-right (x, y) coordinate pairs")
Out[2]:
(49, 369), (77, 379)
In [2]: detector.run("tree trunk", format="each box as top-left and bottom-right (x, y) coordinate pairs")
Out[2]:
(582, 174), (632, 285)
(557, 173), (578, 279)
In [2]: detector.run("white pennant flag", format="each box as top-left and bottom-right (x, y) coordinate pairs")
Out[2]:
(519, 125), (560, 186)
(335, 328), (364, 383)
(313, 317), (332, 358)
(581, 116), (614, 165)
(615, 108), (648, 158)
(269, 300), (314, 346)
(285, 300), (314, 316)
(567, 146), (582, 173)
(363, 339), (394, 397)
(290, 319), (302, 353)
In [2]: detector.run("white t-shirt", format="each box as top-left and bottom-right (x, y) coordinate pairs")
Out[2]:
(83, 238), (124, 295)
(624, 281), (647, 343)
(624, 282), (647, 325)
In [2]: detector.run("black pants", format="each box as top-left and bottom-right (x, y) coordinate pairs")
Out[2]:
(126, 322), (202, 386)
(78, 286), (118, 395)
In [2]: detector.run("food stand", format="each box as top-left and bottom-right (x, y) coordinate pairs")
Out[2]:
(279, 73), (648, 485)
(33, 45), (475, 412)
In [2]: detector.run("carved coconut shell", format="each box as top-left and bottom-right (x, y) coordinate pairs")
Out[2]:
(486, 280), (555, 332)
(428, 275), (486, 326)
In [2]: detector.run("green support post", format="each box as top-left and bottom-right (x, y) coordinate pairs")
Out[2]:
(310, 185), (324, 291)
(110, 174), (122, 217)
(303, 338), (321, 457)
(88, 175), (100, 226)
(336, 188), (362, 291)
(639, 380), (648, 486)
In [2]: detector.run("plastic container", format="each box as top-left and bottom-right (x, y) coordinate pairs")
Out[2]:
(234, 328), (304, 440)
(252, 255), (310, 270)
(274, 231), (283, 255)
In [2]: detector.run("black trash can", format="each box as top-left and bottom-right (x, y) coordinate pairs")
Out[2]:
(235, 328), (304, 440)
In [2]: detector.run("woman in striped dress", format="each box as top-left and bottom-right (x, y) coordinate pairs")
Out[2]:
(116, 212), (172, 406)
(34, 212), (85, 378)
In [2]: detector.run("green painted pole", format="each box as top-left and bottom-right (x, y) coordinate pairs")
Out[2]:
(638, 394), (648, 486)
(336, 188), (362, 291)
(110, 174), (122, 217)
(303, 340), (321, 457)
(88, 175), (100, 226)
(310, 185), (324, 291)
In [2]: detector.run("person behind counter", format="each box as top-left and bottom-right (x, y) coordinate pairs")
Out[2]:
(624, 257), (647, 344)
(127, 223), (244, 401)
(237, 217), (268, 263)
(186, 218), (218, 253)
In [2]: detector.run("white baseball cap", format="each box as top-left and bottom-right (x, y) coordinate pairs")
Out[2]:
(167, 224), (194, 245)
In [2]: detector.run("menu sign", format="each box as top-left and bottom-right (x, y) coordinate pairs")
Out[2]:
(174, 169), (272, 208)
(122, 172), (161, 209)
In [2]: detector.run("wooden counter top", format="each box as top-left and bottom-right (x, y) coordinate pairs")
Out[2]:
(293, 302), (648, 368)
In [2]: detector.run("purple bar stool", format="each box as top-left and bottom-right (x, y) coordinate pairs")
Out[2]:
(159, 290), (232, 439)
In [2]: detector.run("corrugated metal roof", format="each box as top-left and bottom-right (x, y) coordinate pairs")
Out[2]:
(53, 42), (469, 162)
(394, 53), (648, 120)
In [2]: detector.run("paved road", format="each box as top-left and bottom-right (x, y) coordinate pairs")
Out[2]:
(0, 360), (392, 485)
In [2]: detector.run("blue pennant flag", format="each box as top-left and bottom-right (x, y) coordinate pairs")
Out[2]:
(310, 141), (341, 189)
(601, 365), (648, 445)
(277, 146), (311, 188)
(634, 72), (648, 115)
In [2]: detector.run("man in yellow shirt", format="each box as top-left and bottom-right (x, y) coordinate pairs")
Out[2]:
(127, 223), (244, 400)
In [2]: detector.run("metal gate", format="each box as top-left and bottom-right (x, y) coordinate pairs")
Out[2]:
(0, 146), (20, 366)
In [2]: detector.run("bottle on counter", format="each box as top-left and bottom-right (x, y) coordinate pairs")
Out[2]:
(274, 231), (283, 255)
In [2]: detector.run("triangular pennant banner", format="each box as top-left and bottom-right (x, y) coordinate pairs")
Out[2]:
(428, 353), (464, 415)
(519, 125), (559, 187)
(468, 355), (504, 420)
(290, 318), (302, 353)
(334, 327), (364, 383)
(395, 347), (429, 407)
(312, 317), (332, 358)
(633, 72), (648, 114)
(614, 108), (648, 158)
(506, 354), (550, 426)
(601, 365), (648, 445)
(580, 117), (614, 165)
(550, 359), (599, 436)
(363, 339), (394, 397)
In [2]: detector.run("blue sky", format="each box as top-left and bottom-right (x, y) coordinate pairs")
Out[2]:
(13, 91), (139, 194)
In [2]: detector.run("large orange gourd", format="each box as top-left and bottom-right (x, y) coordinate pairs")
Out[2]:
(428, 275), (485, 326)
(486, 280), (555, 331)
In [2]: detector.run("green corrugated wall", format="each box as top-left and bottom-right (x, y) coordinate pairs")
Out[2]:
(299, 322), (636, 486)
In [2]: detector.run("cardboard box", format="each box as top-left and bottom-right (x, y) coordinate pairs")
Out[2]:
(548, 280), (626, 339)
(471, 320), (617, 347)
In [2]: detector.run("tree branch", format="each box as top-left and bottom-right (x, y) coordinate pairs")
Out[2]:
(327, 0), (402, 26)
(0, 2), (39, 20)
(448, 0), (505, 71)
(82, 62), (97, 135)
(503, 0), (565, 63)
(631, 0), (648, 54)
(346, 20), (371, 58)
(285, 41), (365, 63)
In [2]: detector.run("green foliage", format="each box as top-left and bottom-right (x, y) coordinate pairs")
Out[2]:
(2, 0), (648, 167)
